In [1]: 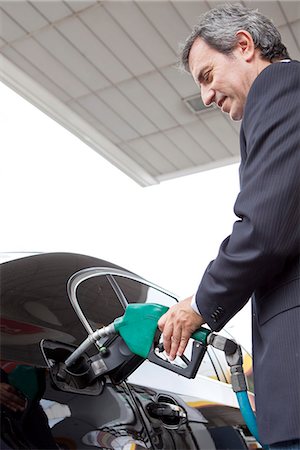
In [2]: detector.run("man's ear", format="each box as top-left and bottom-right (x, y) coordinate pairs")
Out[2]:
(235, 30), (256, 62)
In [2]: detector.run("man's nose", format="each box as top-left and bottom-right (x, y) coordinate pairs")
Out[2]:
(201, 87), (215, 106)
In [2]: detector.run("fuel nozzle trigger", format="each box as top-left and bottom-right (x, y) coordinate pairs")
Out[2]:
(147, 328), (208, 379)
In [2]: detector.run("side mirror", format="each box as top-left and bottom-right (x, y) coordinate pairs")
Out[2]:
(146, 401), (187, 429)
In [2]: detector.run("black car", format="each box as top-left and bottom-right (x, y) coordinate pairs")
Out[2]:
(0, 252), (255, 449)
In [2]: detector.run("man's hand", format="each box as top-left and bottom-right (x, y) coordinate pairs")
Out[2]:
(158, 296), (205, 361)
(0, 382), (26, 412)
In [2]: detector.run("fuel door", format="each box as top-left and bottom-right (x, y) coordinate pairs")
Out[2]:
(146, 396), (187, 429)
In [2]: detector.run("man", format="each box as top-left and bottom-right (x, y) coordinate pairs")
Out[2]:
(158, 4), (299, 449)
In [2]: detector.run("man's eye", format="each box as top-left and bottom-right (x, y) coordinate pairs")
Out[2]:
(203, 71), (211, 82)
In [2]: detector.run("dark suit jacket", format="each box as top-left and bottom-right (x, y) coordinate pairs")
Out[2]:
(195, 60), (300, 445)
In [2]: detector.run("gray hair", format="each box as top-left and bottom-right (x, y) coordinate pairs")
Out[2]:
(180, 3), (290, 72)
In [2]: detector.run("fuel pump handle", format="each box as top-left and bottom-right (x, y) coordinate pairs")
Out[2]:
(65, 303), (209, 368)
(114, 303), (211, 359)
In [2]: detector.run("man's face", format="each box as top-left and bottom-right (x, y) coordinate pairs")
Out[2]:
(188, 37), (254, 121)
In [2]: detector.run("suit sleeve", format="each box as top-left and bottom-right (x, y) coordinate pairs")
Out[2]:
(195, 61), (300, 331)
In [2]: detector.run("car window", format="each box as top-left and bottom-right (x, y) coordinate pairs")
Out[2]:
(77, 276), (125, 330)
(112, 276), (178, 308)
(198, 349), (222, 380)
(208, 347), (229, 383)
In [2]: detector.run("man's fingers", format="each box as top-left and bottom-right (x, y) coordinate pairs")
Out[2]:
(169, 334), (180, 361)
(176, 334), (190, 357)
(157, 314), (166, 331)
(158, 314), (173, 354)
(158, 297), (205, 360)
(169, 333), (192, 360)
(158, 305), (190, 359)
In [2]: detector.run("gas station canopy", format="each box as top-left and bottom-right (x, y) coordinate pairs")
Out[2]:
(1, 1), (299, 186)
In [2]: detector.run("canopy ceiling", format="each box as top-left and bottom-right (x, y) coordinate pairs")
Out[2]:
(1, 1), (299, 186)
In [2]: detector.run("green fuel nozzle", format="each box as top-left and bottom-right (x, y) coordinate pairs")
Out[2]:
(114, 303), (211, 359)
(113, 303), (168, 359)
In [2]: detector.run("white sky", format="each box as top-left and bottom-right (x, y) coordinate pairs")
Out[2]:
(0, 81), (252, 351)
